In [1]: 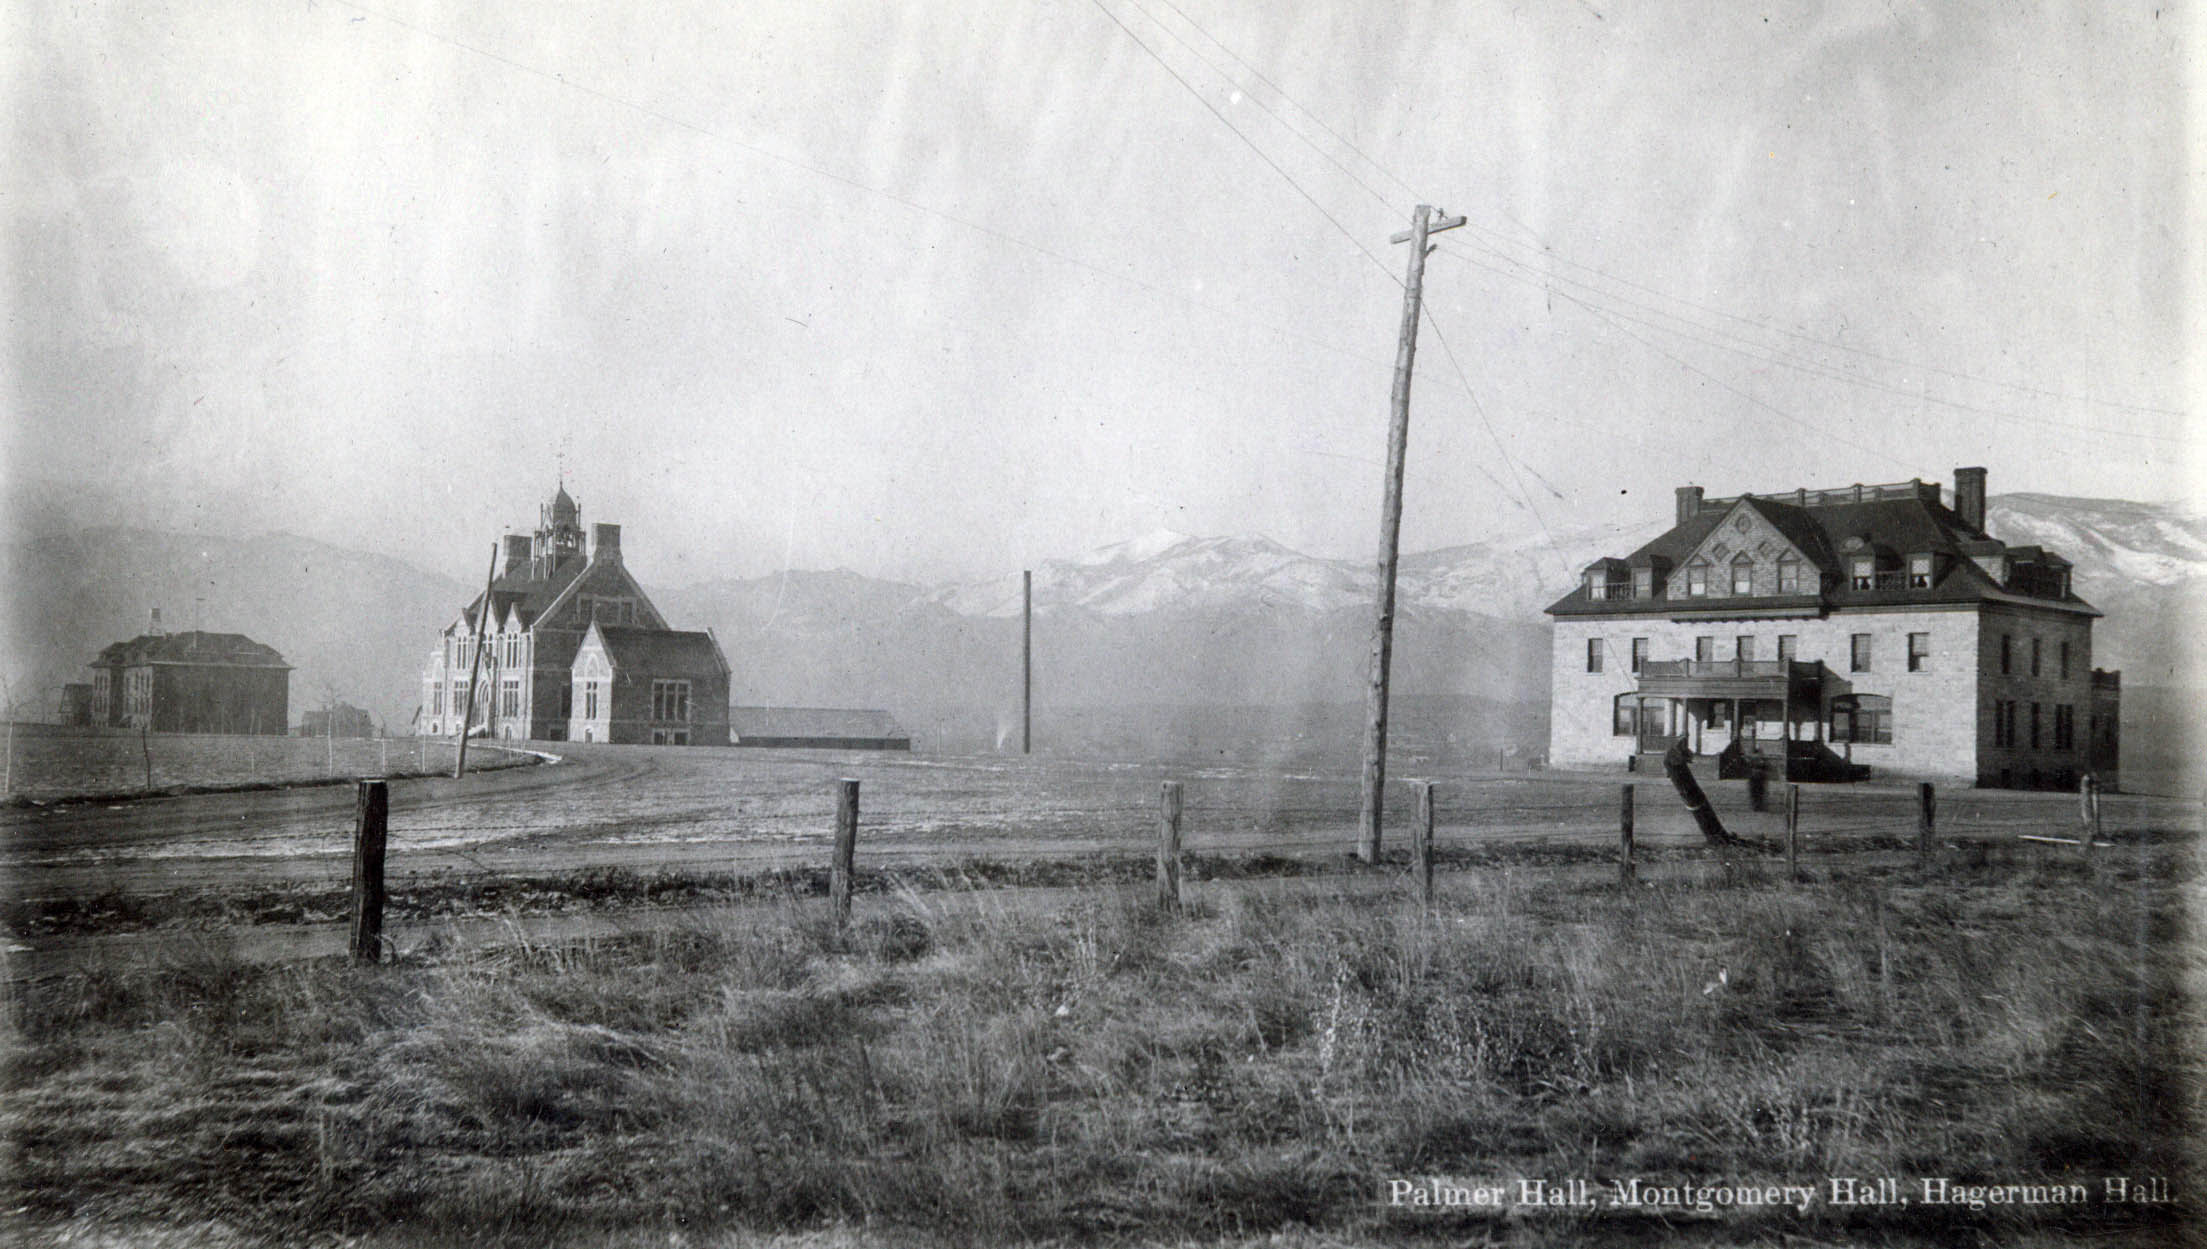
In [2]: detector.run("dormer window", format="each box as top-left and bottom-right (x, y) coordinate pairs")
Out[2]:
(1730, 554), (1754, 595)
(1908, 554), (1933, 589)
(1685, 561), (1709, 597)
(1776, 554), (1803, 595)
(1851, 556), (1876, 590)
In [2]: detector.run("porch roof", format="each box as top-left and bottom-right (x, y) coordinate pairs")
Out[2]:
(1635, 659), (1823, 701)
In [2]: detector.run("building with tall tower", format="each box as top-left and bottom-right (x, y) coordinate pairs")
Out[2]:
(420, 486), (730, 745)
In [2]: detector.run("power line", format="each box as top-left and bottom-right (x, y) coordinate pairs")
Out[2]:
(323, 0), (1399, 377)
(1533, 279), (1920, 475)
(1450, 217), (2186, 420)
(1083, 0), (1401, 285)
(1120, 0), (1405, 216)
(1140, 1), (2181, 421)
(1446, 237), (2187, 443)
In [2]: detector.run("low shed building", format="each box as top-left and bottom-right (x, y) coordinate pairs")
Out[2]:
(730, 707), (912, 751)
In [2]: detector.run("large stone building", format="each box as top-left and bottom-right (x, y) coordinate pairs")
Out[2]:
(85, 615), (291, 735)
(1545, 468), (2118, 789)
(420, 486), (730, 745)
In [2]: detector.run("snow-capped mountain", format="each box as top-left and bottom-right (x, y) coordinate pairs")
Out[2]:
(8, 494), (2198, 743)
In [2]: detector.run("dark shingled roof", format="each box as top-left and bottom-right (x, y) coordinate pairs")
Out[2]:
(730, 707), (909, 742)
(91, 631), (291, 669)
(593, 625), (727, 676)
(1548, 488), (2096, 618)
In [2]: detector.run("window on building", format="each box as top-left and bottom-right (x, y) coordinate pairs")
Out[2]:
(1736, 635), (1755, 661)
(432, 686), (445, 716)
(1708, 700), (1729, 729)
(1730, 555), (1754, 595)
(1776, 555), (1802, 595)
(1907, 632), (1930, 672)
(2059, 640), (2071, 680)
(2054, 704), (2075, 751)
(1695, 636), (1715, 663)
(652, 680), (692, 723)
(1613, 695), (1639, 737)
(1851, 556), (1875, 590)
(1831, 694), (1892, 744)
(1993, 700), (2011, 747)
(1850, 634), (1872, 672)
(2000, 634), (2013, 674)
(2030, 637), (2042, 677)
(582, 680), (600, 721)
(1685, 562), (1709, 597)
(1587, 638), (1603, 673)
(1630, 637), (1648, 674)
(500, 679), (520, 717)
(2029, 702), (2041, 749)
(1909, 554), (1933, 588)
(1776, 634), (1796, 663)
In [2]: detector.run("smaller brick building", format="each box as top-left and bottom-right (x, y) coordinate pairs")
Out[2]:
(567, 622), (731, 745)
(86, 627), (291, 735)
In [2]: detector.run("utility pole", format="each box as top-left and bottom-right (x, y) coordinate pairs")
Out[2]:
(1021, 570), (1033, 755)
(453, 544), (498, 779)
(1357, 203), (1465, 864)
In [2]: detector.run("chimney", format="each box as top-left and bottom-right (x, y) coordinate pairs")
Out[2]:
(502, 534), (532, 577)
(1675, 486), (1704, 526)
(1953, 466), (1987, 534)
(590, 522), (622, 563)
(149, 607), (164, 635)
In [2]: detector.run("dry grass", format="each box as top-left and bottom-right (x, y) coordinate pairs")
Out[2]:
(3, 847), (2199, 1248)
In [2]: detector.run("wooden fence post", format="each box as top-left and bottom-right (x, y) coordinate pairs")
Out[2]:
(832, 778), (858, 929)
(350, 779), (389, 963)
(1785, 784), (1800, 882)
(2077, 774), (2098, 870)
(1747, 764), (1769, 813)
(1619, 784), (1636, 887)
(1156, 780), (1183, 911)
(1414, 781), (1435, 905)
(1916, 782), (1935, 871)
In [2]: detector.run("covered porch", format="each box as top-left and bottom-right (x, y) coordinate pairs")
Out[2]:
(1624, 659), (1833, 778)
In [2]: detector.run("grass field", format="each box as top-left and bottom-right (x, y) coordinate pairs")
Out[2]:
(4, 835), (2198, 1248)
(2, 726), (532, 803)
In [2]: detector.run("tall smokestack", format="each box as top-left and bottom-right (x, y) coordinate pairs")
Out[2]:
(1953, 467), (1987, 535)
(1676, 486), (1704, 526)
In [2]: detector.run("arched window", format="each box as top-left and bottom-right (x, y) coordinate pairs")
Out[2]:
(1830, 694), (1893, 744)
(1730, 554), (1754, 595)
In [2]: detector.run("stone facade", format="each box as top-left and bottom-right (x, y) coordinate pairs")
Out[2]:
(1546, 471), (2114, 789)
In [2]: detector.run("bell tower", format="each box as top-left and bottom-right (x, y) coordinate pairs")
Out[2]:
(536, 484), (584, 573)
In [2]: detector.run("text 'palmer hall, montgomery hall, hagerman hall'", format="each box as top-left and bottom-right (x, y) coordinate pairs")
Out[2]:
(1545, 467), (2119, 790)
(420, 486), (730, 746)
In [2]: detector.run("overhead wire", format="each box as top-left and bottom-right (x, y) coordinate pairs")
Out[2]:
(322, 0), (1409, 380)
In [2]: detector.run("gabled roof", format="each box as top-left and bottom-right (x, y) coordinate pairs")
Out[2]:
(730, 707), (909, 741)
(1549, 487), (2096, 618)
(91, 631), (291, 669)
(585, 624), (728, 677)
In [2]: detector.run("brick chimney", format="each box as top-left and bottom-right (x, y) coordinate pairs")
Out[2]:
(502, 534), (532, 577)
(590, 522), (622, 564)
(1953, 466), (1987, 535)
(149, 607), (164, 635)
(1676, 486), (1704, 526)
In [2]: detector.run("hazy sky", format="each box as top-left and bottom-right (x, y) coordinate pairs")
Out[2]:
(6, 0), (2196, 588)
